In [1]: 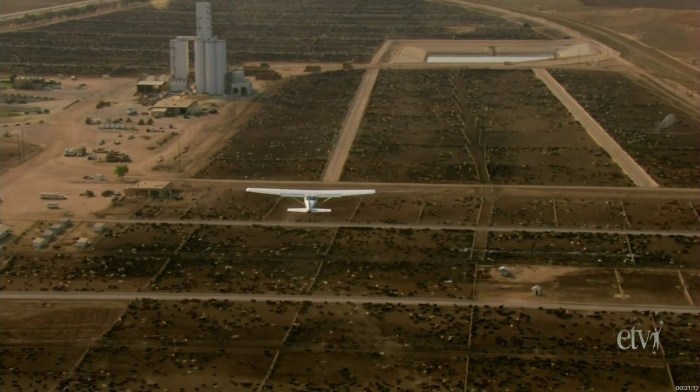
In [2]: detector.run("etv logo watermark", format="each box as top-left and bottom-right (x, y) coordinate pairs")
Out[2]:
(616, 321), (663, 350)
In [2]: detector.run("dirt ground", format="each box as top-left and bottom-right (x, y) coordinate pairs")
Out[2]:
(270, 302), (471, 391)
(26, 300), (692, 390)
(471, 307), (659, 357)
(0, 136), (41, 174)
(629, 235), (700, 268)
(682, 271), (700, 305)
(181, 188), (277, 221)
(329, 228), (474, 263)
(491, 196), (700, 230)
(180, 226), (333, 258)
(622, 200), (700, 231)
(551, 70), (700, 187)
(486, 231), (630, 265)
(491, 197), (556, 227)
(94, 223), (192, 254)
(1, 0), (544, 74)
(315, 259), (475, 298)
(476, 265), (693, 306)
(0, 0), (77, 15)
(618, 270), (689, 305)
(554, 198), (628, 229)
(548, 0), (700, 64)
(61, 299), (298, 391)
(343, 69), (480, 183)
(467, 356), (671, 391)
(0, 76), (245, 221)
(476, 266), (621, 304)
(132, 191), (202, 220)
(0, 300), (126, 392)
(1, 254), (167, 291)
(458, 69), (633, 186)
(269, 350), (468, 392)
(196, 71), (362, 180)
(417, 194), (482, 225)
(1, 4), (698, 390)
(351, 193), (425, 224)
(658, 311), (700, 362)
(153, 255), (320, 295)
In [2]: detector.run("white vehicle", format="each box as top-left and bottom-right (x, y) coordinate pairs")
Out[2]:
(246, 188), (375, 213)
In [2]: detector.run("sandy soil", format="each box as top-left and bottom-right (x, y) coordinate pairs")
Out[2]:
(534, 68), (658, 187)
(0, 76), (248, 224)
(0, 0), (80, 15)
(0, 300), (126, 391)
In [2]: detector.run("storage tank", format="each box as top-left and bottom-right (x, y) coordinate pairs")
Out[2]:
(205, 40), (218, 94)
(215, 40), (227, 94)
(194, 39), (206, 93)
(195, 2), (212, 40)
(169, 38), (189, 80)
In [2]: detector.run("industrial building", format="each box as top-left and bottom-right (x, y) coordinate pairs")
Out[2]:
(169, 2), (228, 95)
(126, 181), (173, 199)
(137, 79), (168, 94)
(228, 70), (253, 97)
(150, 96), (200, 117)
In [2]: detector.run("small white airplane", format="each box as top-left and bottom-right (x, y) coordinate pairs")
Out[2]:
(246, 188), (375, 213)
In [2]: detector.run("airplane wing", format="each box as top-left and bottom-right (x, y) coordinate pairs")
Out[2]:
(246, 188), (375, 198)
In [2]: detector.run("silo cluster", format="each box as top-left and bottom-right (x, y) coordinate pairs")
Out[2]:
(169, 2), (227, 95)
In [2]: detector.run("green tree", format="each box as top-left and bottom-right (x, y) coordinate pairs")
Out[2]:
(114, 165), (129, 181)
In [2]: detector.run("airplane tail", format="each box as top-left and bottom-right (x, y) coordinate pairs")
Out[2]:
(287, 208), (331, 213)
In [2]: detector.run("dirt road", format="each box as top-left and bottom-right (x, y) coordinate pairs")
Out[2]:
(533, 68), (659, 188)
(2, 291), (697, 314)
(0, 0), (115, 20)
(12, 216), (699, 237)
(321, 68), (379, 182)
(163, 178), (699, 200)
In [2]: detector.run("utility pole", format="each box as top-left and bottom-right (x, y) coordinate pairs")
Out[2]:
(177, 137), (182, 172)
(16, 129), (24, 163)
(578, 46), (581, 64)
(21, 128), (24, 162)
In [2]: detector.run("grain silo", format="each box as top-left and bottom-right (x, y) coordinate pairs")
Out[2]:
(170, 2), (228, 95)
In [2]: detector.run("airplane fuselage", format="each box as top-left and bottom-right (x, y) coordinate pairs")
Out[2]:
(304, 196), (318, 213)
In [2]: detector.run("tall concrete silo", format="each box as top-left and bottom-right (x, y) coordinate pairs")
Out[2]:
(195, 2), (212, 40)
(194, 39), (207, 93)
(204, 40), (218, 94)
(168, 2), (228, 95)
(169, 38), (189, 92)
(215, 39), (227, 94)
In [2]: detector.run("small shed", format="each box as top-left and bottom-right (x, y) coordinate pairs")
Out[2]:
(137, 80), (168, 94)
(0, 224), (11, 241)
(93, 223), (106, 233)
(150, 108), (168, 118)
(42, 230), (55, 240)
(151, 96), (200, 117)
(229, 70), (253, 97)
(33, 237), (47, 249)
(75, 237), (91, 249)
(532, 285), (542, 296)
